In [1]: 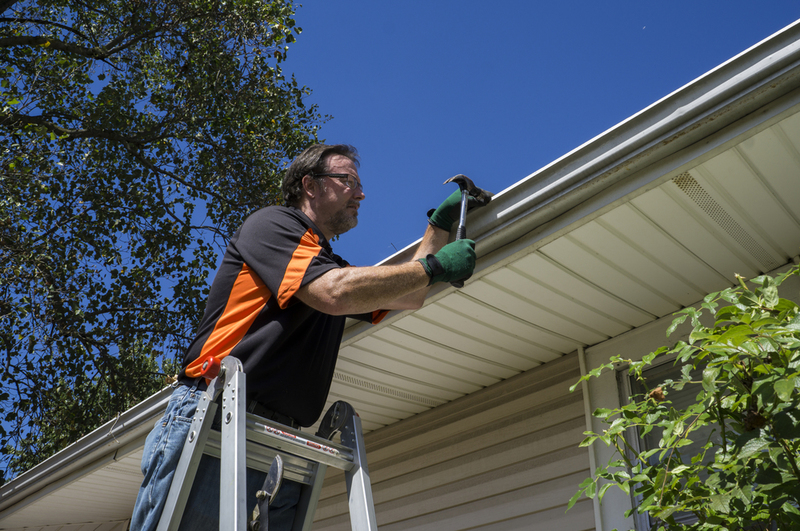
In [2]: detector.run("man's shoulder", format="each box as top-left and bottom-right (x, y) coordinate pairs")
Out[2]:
(245, 205), (308, 228)
(242, 206), (329, 247)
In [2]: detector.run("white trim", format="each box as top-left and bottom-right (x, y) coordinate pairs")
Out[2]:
(578, 346), (604, 531)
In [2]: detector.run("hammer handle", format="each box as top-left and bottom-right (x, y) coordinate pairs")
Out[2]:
(457, 190), (468, 235)
(450, 189), (470, 288)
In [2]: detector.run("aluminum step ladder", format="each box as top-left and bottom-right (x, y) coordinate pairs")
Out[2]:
(155, 356), (378, 531)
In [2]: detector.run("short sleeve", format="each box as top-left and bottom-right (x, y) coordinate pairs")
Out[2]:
(232, 208), (342, 309)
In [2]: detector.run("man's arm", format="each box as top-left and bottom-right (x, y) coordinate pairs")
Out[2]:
(295, 190), (481, 315)
(294, 258), (430, 315)
(382, 224), (451, 309)
(294, 232), (474, 315)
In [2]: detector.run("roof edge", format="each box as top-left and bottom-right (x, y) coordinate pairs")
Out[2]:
(0, 387), (172, 516)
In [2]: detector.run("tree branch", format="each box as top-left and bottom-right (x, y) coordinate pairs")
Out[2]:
(0, 5), (214, 61)
(123, 142), (230, 205)
(0, 24), (162, 61)
(0, 111), (151, 144)
(0, 35), (110, 58)
(0, 18), (94, 44)
(0, 0), (18, 15)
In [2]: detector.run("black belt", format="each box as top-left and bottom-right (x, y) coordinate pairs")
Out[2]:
(247, 401), (300, 430)
(177, 376), (208, 391)
(178, 377), (299, 430)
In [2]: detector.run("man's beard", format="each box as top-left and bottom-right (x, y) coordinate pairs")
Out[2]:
(328, 203), (359, 236)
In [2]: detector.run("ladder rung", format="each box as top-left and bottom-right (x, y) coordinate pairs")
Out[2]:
(244, 416), (355, 470)
(202, 431), (322, 486)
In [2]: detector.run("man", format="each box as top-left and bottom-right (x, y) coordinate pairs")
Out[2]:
(131, 144), (478, 530)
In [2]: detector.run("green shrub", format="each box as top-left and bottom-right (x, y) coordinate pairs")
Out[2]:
(570, 266), (800, 530)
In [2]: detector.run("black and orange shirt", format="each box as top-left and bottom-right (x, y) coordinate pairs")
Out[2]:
(180, 206), (384, 427)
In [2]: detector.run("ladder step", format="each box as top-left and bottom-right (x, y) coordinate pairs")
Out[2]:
(245, 415), (355, 469)
(202, 429), (334, 486)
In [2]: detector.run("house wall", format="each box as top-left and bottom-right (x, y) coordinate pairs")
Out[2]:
(312, 353), (596, 531)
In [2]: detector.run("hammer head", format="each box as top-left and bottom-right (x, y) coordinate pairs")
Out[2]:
(443, 174), (492, 206)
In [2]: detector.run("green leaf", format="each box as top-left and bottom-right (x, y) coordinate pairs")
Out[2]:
(667, 314), (687, 336)
(774, 378), (794, 401)
(584, 479), (596, 499)
(739, 290), (760, 308)
(709, 494), (731, 514)
(717, 324), (753, 347)
(593, 408), (615, 419)
(567, 478), (595, 511)
(715, 305), (741, 321)
(761, 280), (779, 308)
(597, 482), (613, 503)
(671, 465), (689, 474)
(566, 489), (584, 511)
(702, 366), (720, 393)
(739, 437), (769, 459)
(772, 410), (800, 438)
(690, 329), (714, 342)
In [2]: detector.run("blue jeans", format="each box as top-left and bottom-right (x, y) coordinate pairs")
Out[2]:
(130, 383), (301, 530)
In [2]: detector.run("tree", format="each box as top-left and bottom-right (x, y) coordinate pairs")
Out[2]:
(0, 0), (325, 483)
(570, 266), (800, 530)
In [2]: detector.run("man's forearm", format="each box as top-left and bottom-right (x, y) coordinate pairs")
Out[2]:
(387, 224), (451, 308)
(296, 259), (432, 315)
(296, 225), (452, 314)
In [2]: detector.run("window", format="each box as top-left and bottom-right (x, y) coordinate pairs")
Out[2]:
(622, 360), (713, 529)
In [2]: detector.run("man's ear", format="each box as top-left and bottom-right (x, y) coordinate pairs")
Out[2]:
(301, 174), (318, 198)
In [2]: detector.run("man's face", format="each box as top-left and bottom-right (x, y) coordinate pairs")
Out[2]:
(315, 154), (365, 237)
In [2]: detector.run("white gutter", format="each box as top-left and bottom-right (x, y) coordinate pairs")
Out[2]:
(474, 17), (800, 261)
(0, 386), (172, 518)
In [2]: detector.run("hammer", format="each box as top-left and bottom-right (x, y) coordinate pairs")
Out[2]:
(443, 174), (492, 287)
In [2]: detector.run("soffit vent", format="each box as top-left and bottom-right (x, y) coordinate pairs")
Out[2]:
(672, 172), (778, 270)
(332, 371), (445, 408)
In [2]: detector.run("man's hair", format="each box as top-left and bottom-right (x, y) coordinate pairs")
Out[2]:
(282, 144), (360, 206)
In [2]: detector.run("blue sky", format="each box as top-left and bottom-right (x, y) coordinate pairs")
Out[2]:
(287, 2), (800, 267)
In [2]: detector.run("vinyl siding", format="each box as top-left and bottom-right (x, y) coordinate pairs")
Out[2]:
(313, 353), (595, 531)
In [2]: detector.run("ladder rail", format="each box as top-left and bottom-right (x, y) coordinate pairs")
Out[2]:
(155, 386), (219, 531)
(219, 359), (248, 530)
(342, 413), (378, 531)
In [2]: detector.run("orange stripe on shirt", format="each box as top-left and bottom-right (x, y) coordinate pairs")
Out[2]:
(185, 264), (270, 378)
(277, 228), (322, 309)
(371, 310), (389, 324)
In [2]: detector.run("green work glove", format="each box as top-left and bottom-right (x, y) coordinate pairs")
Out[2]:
(418, 239), (476, 285)
(427, 189), (464, 231)
(428, 187), (491, 231)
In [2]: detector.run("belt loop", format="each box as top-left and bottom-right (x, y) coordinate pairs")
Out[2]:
(187, 376), (207, 392)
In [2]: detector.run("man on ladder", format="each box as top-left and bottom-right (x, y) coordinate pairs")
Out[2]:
(130, 144), (481, 530)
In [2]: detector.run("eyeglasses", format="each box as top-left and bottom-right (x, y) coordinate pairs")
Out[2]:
(312, 173), (363, 193)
